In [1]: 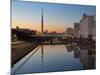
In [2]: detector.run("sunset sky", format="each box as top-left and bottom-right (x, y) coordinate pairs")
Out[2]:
(12, 0), (96, 33)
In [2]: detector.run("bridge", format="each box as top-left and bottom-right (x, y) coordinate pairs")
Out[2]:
(29, 34), (74, 44)
(31, 35), (68, 37)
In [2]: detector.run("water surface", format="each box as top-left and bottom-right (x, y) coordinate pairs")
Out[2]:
(11, 45), (95, 74)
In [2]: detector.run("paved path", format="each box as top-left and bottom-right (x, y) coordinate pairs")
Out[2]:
(11, 41), (39, 67)
(12, 41), (26, 45)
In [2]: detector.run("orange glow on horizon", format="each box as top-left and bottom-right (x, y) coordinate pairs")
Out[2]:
(12, 20), (66, 33)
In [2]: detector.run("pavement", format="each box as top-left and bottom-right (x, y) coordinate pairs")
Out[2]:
(11, 41), (39, 67)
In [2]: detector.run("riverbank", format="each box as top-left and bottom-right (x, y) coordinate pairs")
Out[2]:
(11, 41), (39, 67)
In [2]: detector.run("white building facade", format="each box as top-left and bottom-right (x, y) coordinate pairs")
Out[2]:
(80, 14), (95, 38)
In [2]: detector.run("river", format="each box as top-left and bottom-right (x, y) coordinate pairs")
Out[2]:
(11, 44), (95, 75)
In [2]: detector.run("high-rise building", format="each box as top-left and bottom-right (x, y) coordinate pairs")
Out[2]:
(74, 23), (80, 36)
(79, 14), (95, 38)
(92, 20), (96, 40)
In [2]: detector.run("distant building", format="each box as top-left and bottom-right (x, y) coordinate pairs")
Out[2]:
(79, 14), (95, 38)
(74, 23), (80, 36)
(12, 26), (37, 40)
(65, 27), (74, 36)
(13, 28), (37, 35)
(49, 31), (57, 35)
(44, 29), (48, 35)
(16, 26), (20, 30)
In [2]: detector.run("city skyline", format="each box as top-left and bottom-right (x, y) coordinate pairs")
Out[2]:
(12, 0), (96, 33)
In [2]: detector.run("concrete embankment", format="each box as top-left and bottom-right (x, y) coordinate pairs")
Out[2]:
(11, 41), (40, 67)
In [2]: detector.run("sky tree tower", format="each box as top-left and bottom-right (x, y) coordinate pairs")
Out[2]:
(41, 8), (44, 35)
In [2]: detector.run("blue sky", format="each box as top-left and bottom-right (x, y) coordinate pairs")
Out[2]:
(12, 0), (96, 32)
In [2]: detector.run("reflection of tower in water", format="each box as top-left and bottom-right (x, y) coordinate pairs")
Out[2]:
(41, 44), (44, 68)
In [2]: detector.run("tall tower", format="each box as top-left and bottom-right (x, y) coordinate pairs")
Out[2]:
(41, 8), (44, 35)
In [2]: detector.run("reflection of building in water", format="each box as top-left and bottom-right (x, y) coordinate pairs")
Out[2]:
(65, 45), (80, 58)
(65, 45), (73, 52)
(65, 45), (95, 69)
(79, 48), (95, 69)
(74, 47), (80, 58)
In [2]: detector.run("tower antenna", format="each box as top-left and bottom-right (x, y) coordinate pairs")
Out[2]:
(41, 8), (44, 35)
